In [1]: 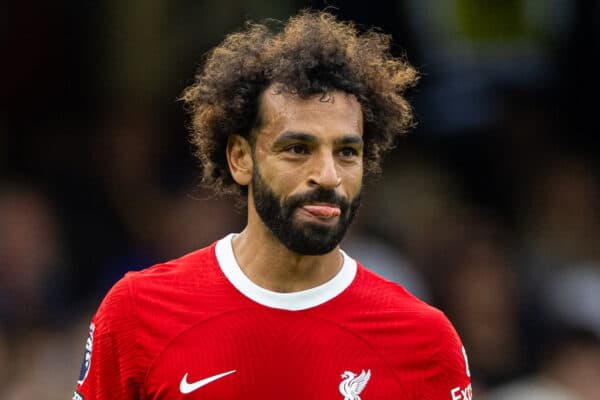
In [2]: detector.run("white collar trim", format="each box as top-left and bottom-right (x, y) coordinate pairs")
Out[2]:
(215, 233), (357, 311)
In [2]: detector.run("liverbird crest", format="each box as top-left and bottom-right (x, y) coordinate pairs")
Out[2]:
(339, 369), (371, 400)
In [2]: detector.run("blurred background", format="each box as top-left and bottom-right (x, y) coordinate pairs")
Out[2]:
(2, 0), (600, 398)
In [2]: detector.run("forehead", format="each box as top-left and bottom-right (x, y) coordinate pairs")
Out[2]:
(256, 84), (363, 138)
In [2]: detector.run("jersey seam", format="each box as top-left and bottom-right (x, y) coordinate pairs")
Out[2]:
(125, 274), (145, 399)
(423, 308), (450, 398)
(141, 244), (240, 388)
(306, 312), (411, 394)
(306, 268), (411, 394)
(141, 305), (272, 388)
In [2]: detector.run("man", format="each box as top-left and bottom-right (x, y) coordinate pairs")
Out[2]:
(74, 11), (472, 400)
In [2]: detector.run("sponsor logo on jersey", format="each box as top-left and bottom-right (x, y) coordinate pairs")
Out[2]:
(77, 323), (95, 386)
(179, 370), (237, 394)
(339, 369), (371, 400)
(72, 390), (84, 400)
(451, 383), (472, 400)
(450, 346), (472, 399)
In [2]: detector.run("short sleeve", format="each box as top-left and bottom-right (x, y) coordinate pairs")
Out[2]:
(423, 310), (473, 400)
(73, 276), (142, 400)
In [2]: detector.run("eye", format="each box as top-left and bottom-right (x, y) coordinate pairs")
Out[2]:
(286, 144), (309, 155)
(338, 147), (359, 158)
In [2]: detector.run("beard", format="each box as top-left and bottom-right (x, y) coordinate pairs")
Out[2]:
(252, 165), (361, 255)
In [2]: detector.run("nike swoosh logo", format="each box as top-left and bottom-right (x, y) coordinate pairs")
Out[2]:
(179, 370), (237, 394)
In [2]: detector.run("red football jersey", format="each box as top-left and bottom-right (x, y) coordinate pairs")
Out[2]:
(74, 234), (472, 399)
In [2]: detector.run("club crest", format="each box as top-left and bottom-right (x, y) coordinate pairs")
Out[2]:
(77, 323), (95, 386)
(339, 369), (371, 400)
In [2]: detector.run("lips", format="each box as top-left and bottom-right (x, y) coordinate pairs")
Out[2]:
(301, 203), (342, 218)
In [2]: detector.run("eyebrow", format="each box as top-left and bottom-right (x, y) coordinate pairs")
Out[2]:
(273, 131), (316, 146)
(335, 135), (363, 146)
(273, 131), (363, 147)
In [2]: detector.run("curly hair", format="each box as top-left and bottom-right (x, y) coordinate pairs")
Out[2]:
(180, 10), (418, 197)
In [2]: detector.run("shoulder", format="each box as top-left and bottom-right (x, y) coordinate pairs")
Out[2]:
(353, 265), (472, 397)
(129, 241), (218, 282)
(122, 242), (220, 297)
(358, 263), (462, 340)
(353, 264), (436, 314)
(94, 242), (219, 324)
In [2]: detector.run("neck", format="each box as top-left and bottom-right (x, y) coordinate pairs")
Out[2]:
(231, 218), (343, 293)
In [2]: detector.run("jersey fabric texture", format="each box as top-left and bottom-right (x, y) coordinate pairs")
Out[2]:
(75, 234), (471, 399)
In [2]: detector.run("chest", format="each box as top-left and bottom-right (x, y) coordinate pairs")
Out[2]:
(142, 309), (416, 399)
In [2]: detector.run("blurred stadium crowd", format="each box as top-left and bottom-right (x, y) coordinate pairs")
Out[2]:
(2, 1), (600, 399)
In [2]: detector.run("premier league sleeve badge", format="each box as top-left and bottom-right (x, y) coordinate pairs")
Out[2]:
(77, 322), (95, 386)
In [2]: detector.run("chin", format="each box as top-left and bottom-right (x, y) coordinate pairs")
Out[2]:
(280, 222), (343, 255)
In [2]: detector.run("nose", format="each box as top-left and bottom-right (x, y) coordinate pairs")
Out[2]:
(308, 151), (342, 189)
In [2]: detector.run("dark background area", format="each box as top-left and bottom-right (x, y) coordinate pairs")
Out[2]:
(2, 1), (599, 398)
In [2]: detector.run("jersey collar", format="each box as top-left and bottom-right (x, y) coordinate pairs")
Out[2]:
(215, 233), (357, 310)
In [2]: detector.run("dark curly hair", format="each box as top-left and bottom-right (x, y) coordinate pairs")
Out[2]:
(180, 10), (418, 197)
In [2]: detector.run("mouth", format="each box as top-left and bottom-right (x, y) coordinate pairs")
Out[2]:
(299, 202), (342, 220)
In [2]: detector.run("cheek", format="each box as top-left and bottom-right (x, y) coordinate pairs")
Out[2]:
(344, 165), (364, 197)
(276, 168), (305, 195)
(256, 159), (302, 195)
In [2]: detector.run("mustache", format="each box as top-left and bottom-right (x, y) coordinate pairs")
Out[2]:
(285, 188), (350, 213)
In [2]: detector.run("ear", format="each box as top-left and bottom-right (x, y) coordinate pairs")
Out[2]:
(226, 135), (253, 186)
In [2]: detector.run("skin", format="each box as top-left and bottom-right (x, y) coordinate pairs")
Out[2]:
(226, 84), (364, 293)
